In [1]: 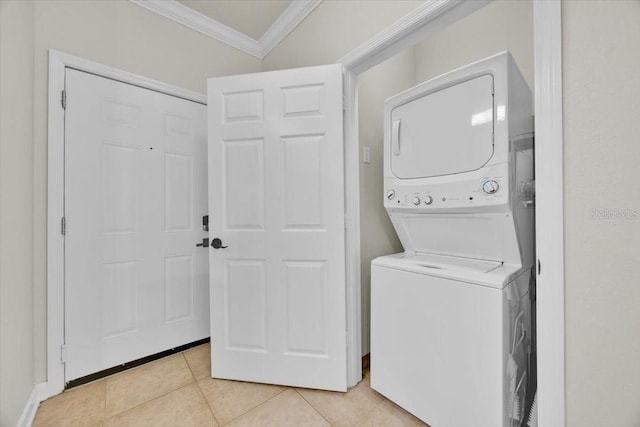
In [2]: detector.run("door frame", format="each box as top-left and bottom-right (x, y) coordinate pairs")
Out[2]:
(42, 50), (207, 399)
(338, 0), (565, 424)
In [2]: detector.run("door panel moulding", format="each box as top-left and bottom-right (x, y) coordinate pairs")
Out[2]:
(128, 0), (322, 59)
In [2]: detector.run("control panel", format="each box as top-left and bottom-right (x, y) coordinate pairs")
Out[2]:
(384, 175), (507, 210)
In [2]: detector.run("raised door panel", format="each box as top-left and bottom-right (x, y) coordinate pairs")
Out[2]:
(282, 135), (324, 229)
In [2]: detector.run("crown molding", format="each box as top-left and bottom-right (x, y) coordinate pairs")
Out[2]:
(129, 0), (322, 59)
(259, 0), (322, 56)
(338, 0), (491, 74)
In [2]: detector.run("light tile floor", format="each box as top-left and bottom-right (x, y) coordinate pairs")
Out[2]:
(33, 343), (428, 426)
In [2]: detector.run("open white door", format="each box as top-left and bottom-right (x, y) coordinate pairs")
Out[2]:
(207, 64), (346, 391)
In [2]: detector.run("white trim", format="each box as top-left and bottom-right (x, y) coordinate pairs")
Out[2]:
(342, 69), (362, 387)
(16, 386), (39, 427)
(338, 0), (491, 74)
(45, 49), (207, 398)
(128, 0), (322, 59)
(258, 0), (323, 56)
(534, 1), (566, 426)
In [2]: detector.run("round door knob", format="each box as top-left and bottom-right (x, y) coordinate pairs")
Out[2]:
(386, 189), (396, 200)
(424, 195), (433, 205)
(412, 196), (421, 206)
(211, 238), (228, 249)
(482, 180), (499, 194)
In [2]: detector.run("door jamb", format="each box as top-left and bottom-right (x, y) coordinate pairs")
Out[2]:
(43, 49), (206, 399)
(339, 2), (566, 426)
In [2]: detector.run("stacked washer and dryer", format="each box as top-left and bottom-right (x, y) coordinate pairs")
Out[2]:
(370, 52), (536, 427)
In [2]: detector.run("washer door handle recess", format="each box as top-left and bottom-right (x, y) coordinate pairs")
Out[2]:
(211, 238), (228, 249)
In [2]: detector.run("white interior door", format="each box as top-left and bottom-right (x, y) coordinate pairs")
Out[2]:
(208, 64), (347, 391)
(64, 69), (209, 382)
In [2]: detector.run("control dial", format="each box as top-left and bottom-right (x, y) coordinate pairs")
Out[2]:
(424, 195), (433, 205)
(386, 189), (396, 200)
(412, 196), (421, 206)
(482, 180), (499, 194)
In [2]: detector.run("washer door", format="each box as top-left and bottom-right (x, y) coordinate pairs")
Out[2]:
(390, 74), (494, 179)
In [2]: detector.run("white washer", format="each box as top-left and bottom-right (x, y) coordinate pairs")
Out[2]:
(371, 52), (535, 427)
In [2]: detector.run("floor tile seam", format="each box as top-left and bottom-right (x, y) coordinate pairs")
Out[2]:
(218, 386), (289, 426)
(181, 352), (200, 385)
(193, 375), (221, 426)
(359, 397), (388, 426)
(292, 388), (335, 427)
(103, 377), (196, 420)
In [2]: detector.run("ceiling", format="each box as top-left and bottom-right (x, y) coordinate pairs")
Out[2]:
(177, 0), (293, 40)
(130, 0), (320, 58)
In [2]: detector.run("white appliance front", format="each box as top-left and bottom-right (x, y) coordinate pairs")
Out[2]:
(390, 74), (495, 179)
(371, 52), (535, 427)
(371, 258), (532, 427)
(64, 69), (209, 382)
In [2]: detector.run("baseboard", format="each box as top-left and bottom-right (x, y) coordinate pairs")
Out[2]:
(16, 386), (39, 427)
(362, 353), (370, 371)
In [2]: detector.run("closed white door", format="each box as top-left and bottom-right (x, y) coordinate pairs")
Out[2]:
(64, 69), (209, 382)
(208, 64), (347, 391)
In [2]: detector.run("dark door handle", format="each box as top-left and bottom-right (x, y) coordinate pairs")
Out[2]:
(196, 238), (209, 248)
(211, 238), (228, 249)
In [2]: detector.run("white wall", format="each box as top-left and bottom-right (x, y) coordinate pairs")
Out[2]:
(413, 0), (533, 90)
(563, 1), (640, 426)
(30, 0), (262, 385)
(0, 1), (36, 425)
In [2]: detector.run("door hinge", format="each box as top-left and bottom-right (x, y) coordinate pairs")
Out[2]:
(60, 345), (67, 364)
(61, 90), (67, 109)
(61, 217), (66, 235)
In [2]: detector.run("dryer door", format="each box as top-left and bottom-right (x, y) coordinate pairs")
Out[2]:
(390, 74), (494, 179)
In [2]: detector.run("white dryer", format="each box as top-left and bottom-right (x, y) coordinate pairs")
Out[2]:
(370, 52), (535, 427)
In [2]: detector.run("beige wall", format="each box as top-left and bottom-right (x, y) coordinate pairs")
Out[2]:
(30, 0), (262, 386)
(263, 0), (423, 71)
(357, 51), (416, 354)
(0, 1), (36, 425)
(414, 0), (533, 90)
(563, 1), (640, 426)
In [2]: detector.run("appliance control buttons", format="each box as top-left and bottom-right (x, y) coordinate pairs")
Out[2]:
(386, 189), (396, 200)
(482, 180), (500, 194)
(412, 196), (421, 206)
(424, 195), (433, 205)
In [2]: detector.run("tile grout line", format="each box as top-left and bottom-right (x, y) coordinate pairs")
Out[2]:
(103, 354), (196, 421)
(292, 388), (335, 427)
(103, 382), (197, 424)
(184, 351), (222, 426)
(219, 387), (289, 426)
